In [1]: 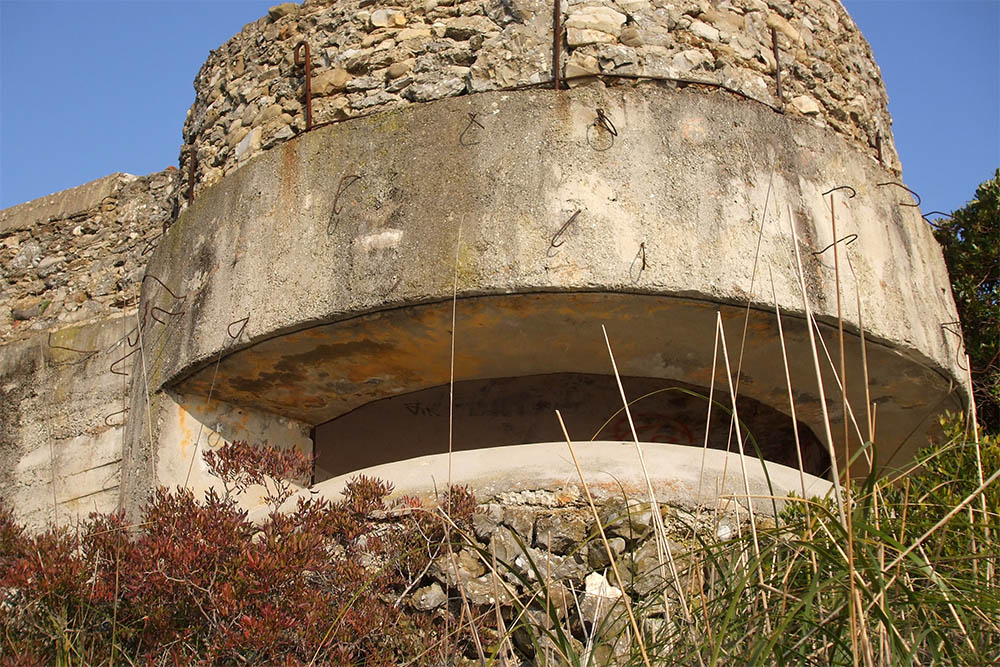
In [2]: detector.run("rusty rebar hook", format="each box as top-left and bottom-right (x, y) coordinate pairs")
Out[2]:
(332, 174), (363, 217)
(141, 234), (161, 256)
(771, 27), (784, 105)
(187, 146), (197, 206)
(822, 185), (856, 199)
(629, 241), (648, 282)
(549, 210), (580, 249)
(227, 315), (250, 340)
(459, 112), (485, 146)
(149, 305), (184, 326)
(142, 274), (184, 301)
(110, 347), (139, 376)
(877, 181), (921, 207)
(294, 41), (313, 131)
(940, 321), (969, 371)
(595, 108), (617, 137)
(105, 408), (129, 427)
(922, 211), (953, 227)
(811, 234), (858, 257)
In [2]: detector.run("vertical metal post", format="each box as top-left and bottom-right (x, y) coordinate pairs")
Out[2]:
(187, 147), (196, 206)
(771, 28), (783, 105)
(294, 41), (313, 131)
(552, 0), (562, 90)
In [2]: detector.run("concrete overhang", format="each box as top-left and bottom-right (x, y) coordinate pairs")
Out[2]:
(138, 83), (966, 479)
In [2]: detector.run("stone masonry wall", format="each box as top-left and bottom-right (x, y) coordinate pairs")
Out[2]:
(181, 0), (898, 198)
(0, 170), (180, 344)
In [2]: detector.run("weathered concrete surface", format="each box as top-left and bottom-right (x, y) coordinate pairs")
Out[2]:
(0, 173), (126, 233)
(269, 441), (834, 521)
(127, 83), (964, 499)
(0, 315), (133, 530)
(155, 390), (312, 499)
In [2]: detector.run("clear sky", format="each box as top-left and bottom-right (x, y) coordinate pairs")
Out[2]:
(1, 0), (997, 215)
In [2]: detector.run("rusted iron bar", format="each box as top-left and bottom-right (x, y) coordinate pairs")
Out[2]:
(811, 234), (858, 257)
(459, 112), (485, 146)
(922, 211), (953, 227)
(149, 305), (184, 326)
(877, 181), (921, 207)
(142, 274), (184, 301)
(822, 185), (857, 199)
(187, 147), (196, 206)
(110, 348), (139, 376)
(47, 332), (98, 364)
(294, 41), (313, 131)
(105, 408), (129, 427)
(552, 0), (562, 90)
(550, 210), (580, 248)
(771, 27), (783, 105)
(332, 174), (363, 216)
(227, 315), (250, 340)
(595, 108), (617, 136)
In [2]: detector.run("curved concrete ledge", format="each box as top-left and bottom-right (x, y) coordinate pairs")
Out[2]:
(133, 83), (964, 487)
(268, 441), (834, 521)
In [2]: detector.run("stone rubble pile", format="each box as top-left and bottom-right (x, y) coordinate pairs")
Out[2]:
(0, 170), (180, 343)
(182, 0), (898, 198)
(398, 488), (751, 658)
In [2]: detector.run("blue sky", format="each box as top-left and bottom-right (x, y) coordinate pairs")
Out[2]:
(1, 0), (997, 215)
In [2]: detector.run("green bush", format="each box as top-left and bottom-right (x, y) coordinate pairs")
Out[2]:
(933, 170), (1000, 431)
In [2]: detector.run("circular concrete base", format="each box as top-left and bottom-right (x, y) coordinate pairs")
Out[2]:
(280, 441), (832, 519)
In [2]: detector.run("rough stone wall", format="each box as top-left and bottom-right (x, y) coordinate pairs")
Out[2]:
(0, 170), (180, 344)
(0, 171), (179, 530)
(181, 0), (898, 197)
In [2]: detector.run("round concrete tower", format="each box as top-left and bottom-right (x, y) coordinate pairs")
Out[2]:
(120, 0), (966, 510)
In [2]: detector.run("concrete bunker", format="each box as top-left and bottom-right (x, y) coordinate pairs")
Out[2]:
(115, 0), (967, 512)
(0, 0), (973, 530)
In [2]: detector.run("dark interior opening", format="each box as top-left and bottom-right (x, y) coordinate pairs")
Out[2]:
(312, 373), (830, 482)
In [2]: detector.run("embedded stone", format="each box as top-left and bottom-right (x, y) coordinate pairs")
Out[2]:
(234, 127), (261, 161)
(411, 582), (448, 610)
(579, 572), (623, 626)
(536, 513), (588, 553)
(463, 574), (514, 606)
(688, 19), (720, 42)
(387, 60), (413, 79)
(267, 3), (299, 20)
(789, 95), (821, 115)
(502, 506), (535, 542)
(619, 26), (642, 47)
(34, 256), (65, 278)
(564, 6), (626, 36)
(370, 9), (405, 27)
(767, 12), (803, 47)
(312, 68), (352, 95)
(443, 15), (499, 40)
(566, 27), (618, 47)
(670, 48), (714, 74)
(564, 53), (600, 79)
(9, 241), (42, 277)
(396, 27), (431, 41)
(588, 536), (627, 569)
(401, 75), (466, 102)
